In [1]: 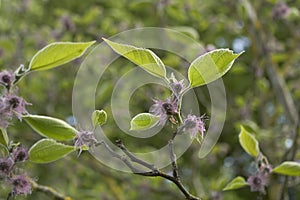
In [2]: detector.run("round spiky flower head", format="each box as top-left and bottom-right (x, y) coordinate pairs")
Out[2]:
(150, 98), (178, 125)
(169, 73), (185, 98)
(10, 174), (32, 196)
(74, 130), (98, 156)
(0, 157), (14, 177)
(4, 94), (29, 120)
(0, 70), (15, 89)
(180, 114), (206, 143)
(12, 146), (29, 163)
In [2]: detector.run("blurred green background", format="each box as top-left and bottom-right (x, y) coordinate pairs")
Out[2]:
(0, 0), (300, 199)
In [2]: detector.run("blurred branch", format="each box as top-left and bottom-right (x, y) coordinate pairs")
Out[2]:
(241, 0), (298, 125)
(30, 179), (72, 200)
(241, 0), (300, 199)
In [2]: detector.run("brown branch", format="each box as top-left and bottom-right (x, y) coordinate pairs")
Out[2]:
(100, 139), (200, 200)
(99, 140), (144, 173)
(115, 139), (156, 171)
(169, 131), (179, 179)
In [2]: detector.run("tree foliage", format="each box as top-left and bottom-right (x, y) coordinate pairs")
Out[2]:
(0, 0), (300, 199)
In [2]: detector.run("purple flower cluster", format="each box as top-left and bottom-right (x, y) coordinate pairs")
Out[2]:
(149, 74), (207, 139)
(149, 73), (187, 126)
(0, 157), (14, 176)
(247, 164), (272, 194)
(0, 93), (29, 128)
(74, 130), (98, 156)
(0, 146), (32, 196)
(10, 174), (32, 196)
(0, 71), (29, 128)
(273, 2), (290, 20)
(0, 70), (30, 128)
(180, 114), (206, 142)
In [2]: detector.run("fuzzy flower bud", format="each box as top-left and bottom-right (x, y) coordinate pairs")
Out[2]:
(0, 157), (14, 177)
(247, 174), (268, 194)
(10, 174), (32, 196)
(74, 130), (98, 156)
(12, 146), (29, 162)
(169, 73), (185, 98)
(273, 2), (290, 20)
(150, 98), (178, 125)
(180, 114), (206, 142)
(247, 164), (272, 194)
(4, 93), (30, 120)
(0, 70), (14, 88)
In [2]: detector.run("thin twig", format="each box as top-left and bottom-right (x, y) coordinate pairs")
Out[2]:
(169, 132), (179, 179)
(103, 139), (200, 200)
(99, 140), (144, 173)
(30, 179), (72, 200)
(115, 139), (156, 171)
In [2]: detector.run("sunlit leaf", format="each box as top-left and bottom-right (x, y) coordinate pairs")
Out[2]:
(239, 125), (260, 157)
(29, 41), (96, 71)
(130, 113), (159, 131)
(24, 115), (77, 141)
(29, 139), (75, 163)
(103, 38), (166, 78)
(223, 176), (249, 191)
(273, 161), (300, 176)
(92, 110), (107, 127)
(188, 49), (243, 87)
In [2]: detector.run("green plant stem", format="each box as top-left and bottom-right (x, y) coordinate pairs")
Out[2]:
(30, 179), (72, 200)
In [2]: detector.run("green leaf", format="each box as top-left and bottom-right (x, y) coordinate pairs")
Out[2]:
(103, 38), (166, 78)
(29, 139), (75, 163)
(29, 41), (96, 71)
(24, 115), (77, 141)
(223, 176), (249, 191)
(188, 49), (243, 87)
(239, 125), (260, 157)
(0, 128), (9, 147)
(92, 110), (107, 127)
(130, 113), (160, 131)
(273, 161), (300, 176)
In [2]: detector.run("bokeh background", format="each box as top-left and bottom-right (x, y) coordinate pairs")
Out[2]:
(0, 0), (300, 199)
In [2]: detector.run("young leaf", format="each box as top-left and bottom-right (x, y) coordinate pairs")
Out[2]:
(130, 113), (159, 131)
(92, 110), (107, 127)
(223, 176), (249, 191)
(24, 115), (77, 141)
(29, 41), (96, 71)
(0, 128), (9, 147)
(239, 126), (260, 157)
(29, 139), (75, 163)
(273, 161), (300, 176)
(103, 38), (166, 79)
(188, 49), (243, 87)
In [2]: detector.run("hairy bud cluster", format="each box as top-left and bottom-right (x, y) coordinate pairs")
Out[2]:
(0, 146), (32, 196)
